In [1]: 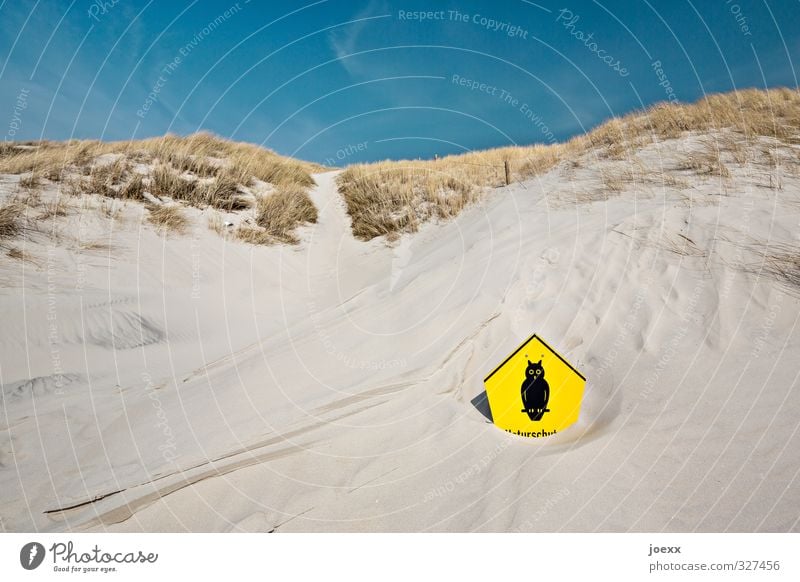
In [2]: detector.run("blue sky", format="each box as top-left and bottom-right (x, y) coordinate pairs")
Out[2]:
(1, 0), (798, 164)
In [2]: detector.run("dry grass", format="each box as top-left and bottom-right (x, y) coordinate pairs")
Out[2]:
(237, 187), (318, 244)
(602, 155), (691, 193)
(600, 167), (636, 192)
(334, 142), (598, 238)
(97, 199), (124, 221)
(197, 173), (250, 210)
(717, 133), (749, 165)
(0, 133), (320, 241)
(551, 189), (616, 207)
(614, 228), (708, 257)
(0, 201), (25, 239)
(659, 233), (708, 257)
(118, 173), (146, 200)
(235, 225), (276, 245)
(756, 145), (790, 171)
(22, 189), (41, 208)
(742, 242), (800, 294)
(38, 198), (71, 220)
(19, 173), (41, 191)
(92, 158), (130, 184)
(168, 153), (222, 177)
(207, 212), (228, 236)
(340, 87), (800, 239)
(147, 204), (188, 234)
(66, 160), (133, 198)
(68, 175), (114, 198)
(656, 172), (690, 189)
(0, 133), (324, 247)
(337, 161), (486, 240)
(77, 239), (113, 252)
(0, 133), (321, 190)
(130, 133), (321, 188)
(150, 165), (197, 201)
(6, 246), (30, 261)
(558, 156), (688, 202)
(762, 245), (800, 294)
(0, 142), (17, 158)
(149, 165), (250, 210)
(0, 140), (98, 177)
(678, 146), (731, 178)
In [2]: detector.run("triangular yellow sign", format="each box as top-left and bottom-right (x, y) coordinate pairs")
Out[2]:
(484, 334), (585, 438)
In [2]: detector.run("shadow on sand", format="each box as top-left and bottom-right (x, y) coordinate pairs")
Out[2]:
(470, 391), (493, 423)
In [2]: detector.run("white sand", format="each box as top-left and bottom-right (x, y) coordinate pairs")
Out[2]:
(1, 134), (799, 532)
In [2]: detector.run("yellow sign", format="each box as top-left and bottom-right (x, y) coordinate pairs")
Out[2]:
(484, 334), (585, 438)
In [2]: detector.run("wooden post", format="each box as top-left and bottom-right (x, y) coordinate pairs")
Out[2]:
(504, 160), (511, 186)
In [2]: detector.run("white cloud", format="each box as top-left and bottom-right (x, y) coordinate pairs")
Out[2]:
(328, 0), (390, 77)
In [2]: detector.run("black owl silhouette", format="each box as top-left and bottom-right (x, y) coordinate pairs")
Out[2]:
(521, 358), (550, 421)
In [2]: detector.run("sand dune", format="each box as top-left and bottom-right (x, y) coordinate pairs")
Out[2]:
(1, 131), (799, 532)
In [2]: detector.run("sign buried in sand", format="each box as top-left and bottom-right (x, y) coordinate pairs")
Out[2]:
(484, 334), (585, 438)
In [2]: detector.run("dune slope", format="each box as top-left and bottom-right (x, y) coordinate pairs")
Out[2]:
(1, 132), (799, 532)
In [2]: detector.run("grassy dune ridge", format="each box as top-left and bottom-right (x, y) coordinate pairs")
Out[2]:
(338, 88), (800, 240)
(0, 132), (323, 245)
(2, 88), (800, 246)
